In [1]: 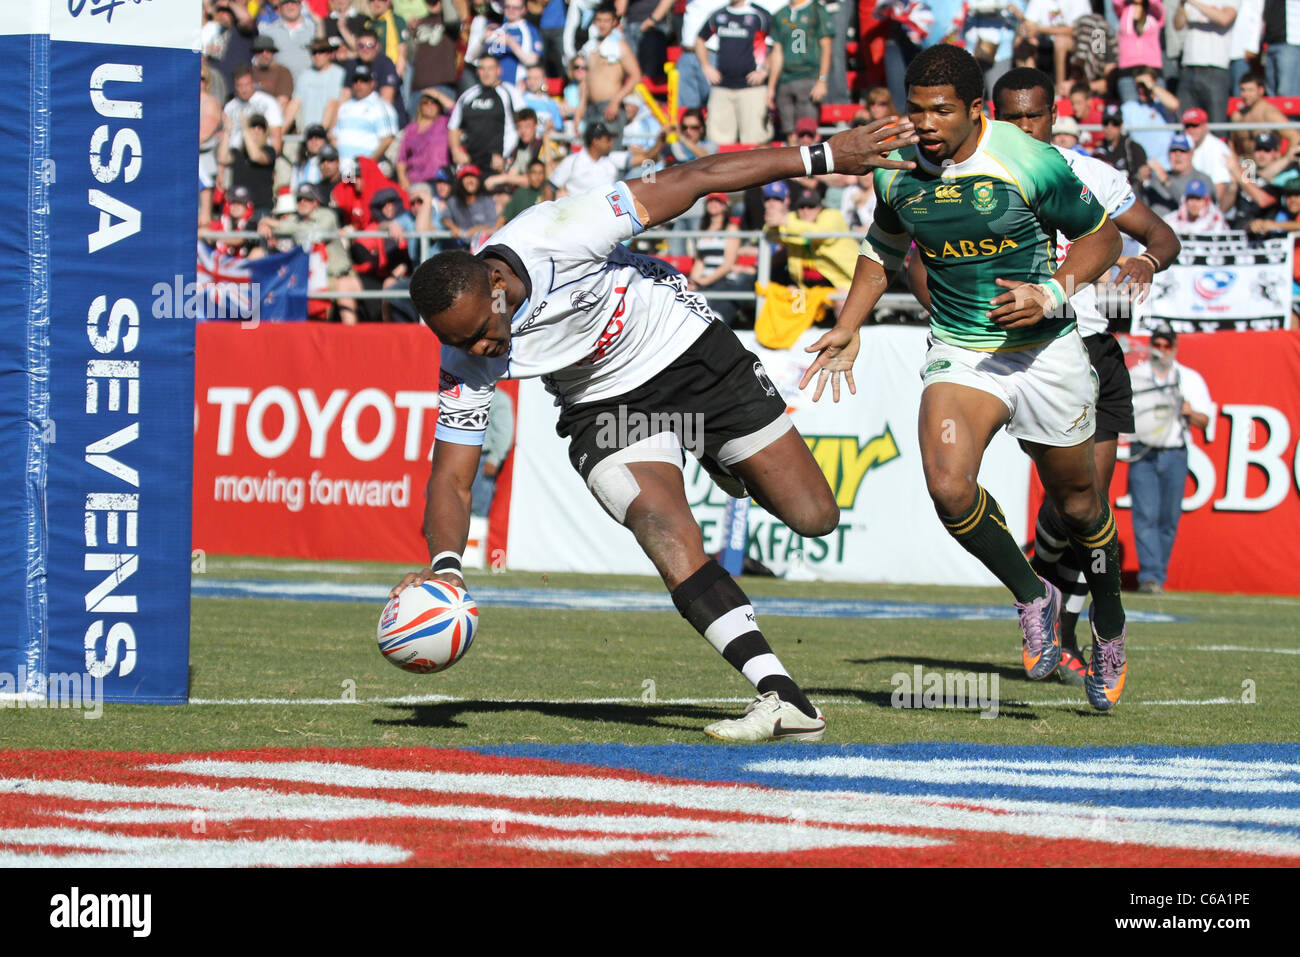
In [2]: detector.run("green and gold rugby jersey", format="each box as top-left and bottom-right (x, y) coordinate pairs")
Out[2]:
(865, 119), (1109, 351)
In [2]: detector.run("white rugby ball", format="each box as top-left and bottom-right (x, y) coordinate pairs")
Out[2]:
(377, 580), (479, 674)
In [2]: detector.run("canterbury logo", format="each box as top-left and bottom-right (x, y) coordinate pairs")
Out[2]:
(934, 185), (961, 200)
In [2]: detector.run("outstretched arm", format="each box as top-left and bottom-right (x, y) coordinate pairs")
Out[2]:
(625, 117), (917, 228)
(388, 440), (481, 597)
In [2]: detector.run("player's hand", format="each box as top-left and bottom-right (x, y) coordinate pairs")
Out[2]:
(799, 326), (860, 402)
(1113, 254), (1155, 303)
(988, 278), (1057, 328)
(388, 568), (465, 600)
(827, 116), (918, 173)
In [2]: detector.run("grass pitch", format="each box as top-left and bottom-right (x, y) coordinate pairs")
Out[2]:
(2, 555), (1298, 751)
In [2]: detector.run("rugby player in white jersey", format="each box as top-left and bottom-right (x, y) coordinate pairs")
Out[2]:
(389, 117), (919, 742)
(912, 68), (1180, 683)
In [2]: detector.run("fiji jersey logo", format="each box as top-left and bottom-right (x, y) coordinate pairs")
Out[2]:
(972, 181), (996, 213)
(934, 184), (962, 202)
(438, 369), (461, 398)
(606, 189), (629, 218)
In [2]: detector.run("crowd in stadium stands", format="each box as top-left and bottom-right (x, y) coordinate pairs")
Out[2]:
(199, 0), (1300, 327)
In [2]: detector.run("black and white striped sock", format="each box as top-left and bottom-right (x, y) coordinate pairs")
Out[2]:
(671, 560), (816, 718)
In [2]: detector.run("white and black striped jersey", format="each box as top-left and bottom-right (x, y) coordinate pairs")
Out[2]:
(435, 182), (719, 446)
(1053, 146), (1136, 337)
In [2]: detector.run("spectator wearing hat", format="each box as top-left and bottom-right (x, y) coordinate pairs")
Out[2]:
(352, 0), (410, 78)
(689, 192), (756, 327)
(315, 144), (344, 199)
(766, 0), (833, 143)
(1162, 177), (1230, 231)
(409, 0), (466, 107)
(258, 183), (358, 302)
(1141, 133), (1217, 216)
(1173, 0), (1239, 128)
(218, 111), (279, 221)
(1115, 0), (1166, 104)
(548, 120), (659, 197)
(250, 35), (299, 132)
(260, 0), (317, 79)
(619, 93), (664, 154)
(1126, 323), (1215, 593)
(696, 0), (774, 145)
(1227, 131), (1284, 226)
(1180, 106), (1237, 206)
(348, 28), (407, 126)
(1122, 67), (1180, 161)
(440, 164), (502, 248)
(295, 38), (347, 134)
(1051, 115), (1086, 153)
(1229, 71), (1300, 156)
(1092, 105), (1148, 188)
(333, 63), (400, 175)
(449, 55), (525, 173)
(397, 91), (453, 193)
(213, 184), (259, 259)
(225, 66), (286, 153)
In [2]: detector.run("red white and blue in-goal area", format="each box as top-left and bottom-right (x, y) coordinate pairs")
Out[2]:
(0, 744), (1296, 866)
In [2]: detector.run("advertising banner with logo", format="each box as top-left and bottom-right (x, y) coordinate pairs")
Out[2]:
(1027, 330), (1300, 595)
(1145, 234), (1293, 332)
(505, 326), (1032, 585)
(0, 2), (197, 704)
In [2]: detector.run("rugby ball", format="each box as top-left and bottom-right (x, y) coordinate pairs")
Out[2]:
(377, 580), (479, 674)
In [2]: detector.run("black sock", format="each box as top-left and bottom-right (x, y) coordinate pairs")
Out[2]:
(671, 560), (817, 718)
(941, 486), (1045, 604)
(1066, 500), (1125, 640)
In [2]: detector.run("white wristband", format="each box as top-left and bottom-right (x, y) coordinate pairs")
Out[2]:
(822, 141), (835, 174)
(799, 144), (814, 176)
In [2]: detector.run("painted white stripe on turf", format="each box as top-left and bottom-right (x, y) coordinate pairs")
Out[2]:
(1192, 646), (1300, 656)
(1, 778), (934, 850)
(152, 760), (1300, 857)
(742, 757), (1300, 794)
(0, 828), (407, 867)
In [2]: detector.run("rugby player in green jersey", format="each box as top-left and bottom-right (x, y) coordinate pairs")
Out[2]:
(800, 44), (1130, 712)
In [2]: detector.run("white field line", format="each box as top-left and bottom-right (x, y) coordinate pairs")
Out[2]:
(184, 693), (1242, 709)
(1192, 645), (1300, 656)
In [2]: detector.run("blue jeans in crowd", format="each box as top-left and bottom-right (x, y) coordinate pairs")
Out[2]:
(1267, 43), (1300, 96)
(676, 50), (711, 109)
(1127, 444), (1188, 588)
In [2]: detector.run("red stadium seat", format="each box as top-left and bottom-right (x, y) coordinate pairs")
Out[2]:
(662, 255), (694, 274)
(546, 77), (564, 97)
(718, 142), (756, 152)
(735, 253), (758, 269)
(845, 70), (858, 91)
(1226, 95), (1300, 119)
(667, 45), (682, 63)
(820, 103), (858, 124)
(645, 80), (668, 97)
(678, 105), (706, 122)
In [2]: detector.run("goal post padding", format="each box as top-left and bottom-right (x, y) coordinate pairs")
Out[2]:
(0, 2), (197, 703)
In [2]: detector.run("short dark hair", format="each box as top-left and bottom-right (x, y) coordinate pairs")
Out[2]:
(681, 107), (705, 126)
(527, 158), (545, 170)
(1070, 82), (1091, 98)
(904, 44), (983, 108)
(232, 65), (253, 82)
(514, 108), (538, 124)
(410, 250), (491, 321)
(1241, 70), (1267, 88)
(594, 2), (619, 18)
(993, 67), (1056, 114)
